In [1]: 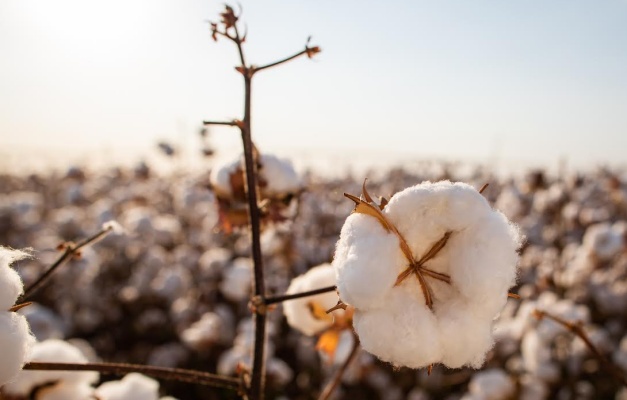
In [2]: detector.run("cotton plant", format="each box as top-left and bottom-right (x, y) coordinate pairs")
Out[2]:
(210, 152), (303, 232)
(0, 247), (36, 386)
(283, 263), (353, 362)
(332, 181), (522, 369)
(461, 369), (515, 400)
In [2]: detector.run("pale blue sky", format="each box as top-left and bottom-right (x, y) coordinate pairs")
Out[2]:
(1, 0), (627, 172)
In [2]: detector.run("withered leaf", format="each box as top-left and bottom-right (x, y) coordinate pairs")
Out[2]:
(307, 301), (333, 323)
(316, 329), (341, 362)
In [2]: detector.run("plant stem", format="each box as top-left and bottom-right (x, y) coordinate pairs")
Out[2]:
(533, 309), (627, 386)
(265, 285), (337, 305)
(253, 49), (308, 73)
(318, 334), (360, 400)
(24, 362), (240, 391)
(203, 120), (238, 127)
(21, 226), (114, 301)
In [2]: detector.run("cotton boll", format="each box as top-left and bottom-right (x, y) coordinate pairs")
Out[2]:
(0, 246), (30, 310)
(37, 382), (95, 400)
(0, 312), (35, 386)
(210, 158), (241, 197)
(96, 373), (159, 400)
(352, 290), (442, 369)
(283, 264), (340, 336)
(220, 258), (253, 302)
(467, 369), (515, 400)
(521, 331), (560, 382)
(259, 154), (302, 195)
(333, 181), (521, 369)
(436, 301), (495, 368)
(582, 223), (624, 261)
(333, 214), (406, 310)
(4, 339), (99, 396)
(181, 312), (224, 350)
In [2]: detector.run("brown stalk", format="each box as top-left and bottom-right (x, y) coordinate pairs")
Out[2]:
(205, 6), (320, 399)
(8, 302), (32, 312)
(20, 225), (116, 302)
(264, 285), (337, 306)
(533, 309), (627, 386)
(24, 362), (241, 391)
(317, 333), (361, 400)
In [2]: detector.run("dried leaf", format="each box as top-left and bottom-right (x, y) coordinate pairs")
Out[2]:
(316, 329), (341, 362)
(308, 302), (333, 323)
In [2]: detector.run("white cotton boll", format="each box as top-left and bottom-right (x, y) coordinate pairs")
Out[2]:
(0, 312), (35, 386)
(536, 301), (589, 342)
(220, 258), (253, 302)
(0, 246), (30, 310)
(4, 339), (98, 396)
(181, 312), (224, 350)
(150, 266), (192, 302)
(283, 263), (340, 336)
(96, 373), (159, 400)
(353, 290), (442, 369)
(495, 187), (525, 220)
(436, 301), (495, 368)
(333, 214), (406, 310)
(37, 382), (95, 400)
(467, 369), (515, 400)
(210, 158), (241, 197)
(102, 220), (126, 235)
(259, 154), (302, 195)
(582, 223), (624, 261)
(333, 181), (521, 369)
(521, 331), (560, 382)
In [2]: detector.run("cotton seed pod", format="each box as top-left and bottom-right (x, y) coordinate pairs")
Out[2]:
(333, 181), (522, 369)
(283, 263), (340, 336)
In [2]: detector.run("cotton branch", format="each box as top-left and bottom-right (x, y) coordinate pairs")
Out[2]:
(264, 285), (337, 305)
(205, 5), (320, 399)
(533, 309), (627, 386)
(20, 223), (117, 302)
(23, 362), (241, 391)
(317, 334), (360, 400)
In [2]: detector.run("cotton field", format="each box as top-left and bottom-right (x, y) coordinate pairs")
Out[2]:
(1, 161), (626, 399)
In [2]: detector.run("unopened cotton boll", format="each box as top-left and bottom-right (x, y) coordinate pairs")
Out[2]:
(96, 373), (159, 400)
(333, 181), (522, 369)
(0, 246), (30, 310)
(4, 339), (99, 395)
(283, 263), (340, 336)
(0, 312), (36, 386)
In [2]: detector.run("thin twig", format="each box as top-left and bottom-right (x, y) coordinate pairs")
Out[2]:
(253, 49), (309, 73)
(8, 302), (32, 312)
(203, 120), (238, 127)
(533, 309), (627, 386)
(265, 285), (337, 305)
(24, 362), (241, 391)
(21, 226), (114, 301)
(317, 334), (360, 400)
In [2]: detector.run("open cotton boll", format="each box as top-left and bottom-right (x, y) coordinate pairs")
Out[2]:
(258, 154), (302, 195)
(181, 312), (224, 350)
(220, 258), (253, 302)
(4, 339), (98, 396)
(333, 181), (521, 369)
(95, 373), (159, 400)
(582, 223), (625, 261)
(210, 158), (241, 197)
(0, 246), (30, 310)
(352, 290), (442, 369)
(334, 215), (407, 310)
(467, 369), (515, 400)
(283, 263), (341, 336)
(0, 312), (35, 386)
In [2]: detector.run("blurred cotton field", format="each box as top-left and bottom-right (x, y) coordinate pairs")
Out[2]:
(1, 161), (627, 399)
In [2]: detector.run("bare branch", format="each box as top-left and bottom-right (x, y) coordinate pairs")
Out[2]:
(318, 334), (360, 400)
(533, 309), (627, 386)
(253, 49), (309, 74)
(24, 362), (241, 391)
(203, 120), (238, 127)
(265, 285), (337, 305)
(21, 225), (115, 301)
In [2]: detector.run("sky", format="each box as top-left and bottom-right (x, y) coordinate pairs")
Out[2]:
(1, 0), (627, 173)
